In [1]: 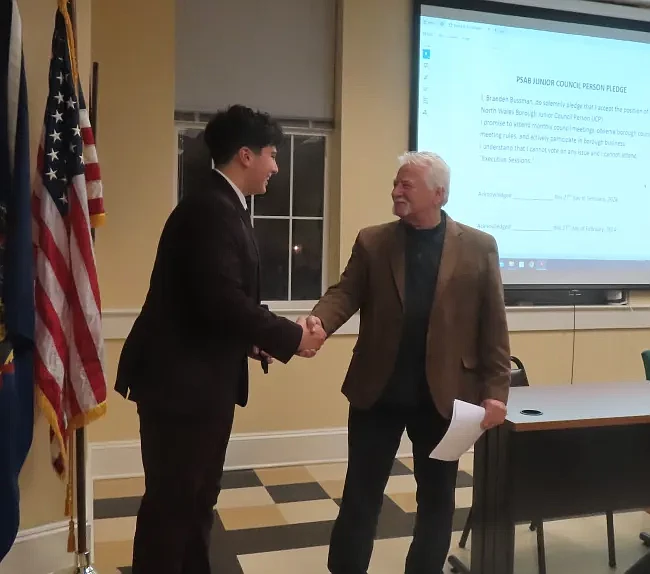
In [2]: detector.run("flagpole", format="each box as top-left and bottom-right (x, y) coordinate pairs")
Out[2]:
(66, 1), (97, 572)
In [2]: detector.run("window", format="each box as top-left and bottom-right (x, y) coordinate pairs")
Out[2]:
(177, 124), (329, 306)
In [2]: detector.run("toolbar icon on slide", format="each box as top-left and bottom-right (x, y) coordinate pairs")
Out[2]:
(422, 49), (431, 59)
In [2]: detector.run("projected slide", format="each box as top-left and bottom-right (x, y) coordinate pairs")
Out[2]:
(415, 4), (650, 286)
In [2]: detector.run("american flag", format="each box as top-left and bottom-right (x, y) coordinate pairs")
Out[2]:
(31, 0), (106, 478)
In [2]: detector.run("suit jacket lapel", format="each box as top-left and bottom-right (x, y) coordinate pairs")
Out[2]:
(212, 172), (261, 300)
(431, 217), (462, 314)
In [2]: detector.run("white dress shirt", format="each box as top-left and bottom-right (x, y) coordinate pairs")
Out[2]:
(214, 168), (247, 210)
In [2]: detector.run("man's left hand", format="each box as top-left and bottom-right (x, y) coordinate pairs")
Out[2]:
(480, 399), (507, 430)
(249, 346), (273, 364)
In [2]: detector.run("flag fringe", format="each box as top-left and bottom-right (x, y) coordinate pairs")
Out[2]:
(57, 0), (79, 92)
(90, 212), (105, 228)
(35, 386), (67, 478)
(36, 387), (107, 477)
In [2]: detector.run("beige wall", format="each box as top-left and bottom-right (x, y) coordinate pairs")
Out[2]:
(85, 0), (650, 450)
(17, 0), (650, 529)
(17, 0), (92, 530)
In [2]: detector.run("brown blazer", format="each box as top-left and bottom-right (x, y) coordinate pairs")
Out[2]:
(311, 216), (510, 419)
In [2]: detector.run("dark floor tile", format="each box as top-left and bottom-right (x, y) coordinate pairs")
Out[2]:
(118, 568), (132, 574)
(210, 510), (245, 574)
(224, 520), (335, 555)
(451, 506), (471, 532)
(376, 495), (415, 539)
(456, 470), (473, 488)
(266, 482), (330, 504)
(221, 469), (263, 490)
(94, 496), (142, 519)
(376, 496), (470, 539)
(391, 459), (413, 476)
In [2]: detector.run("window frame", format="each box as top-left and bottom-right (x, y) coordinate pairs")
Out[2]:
(174, 121), (331, 312)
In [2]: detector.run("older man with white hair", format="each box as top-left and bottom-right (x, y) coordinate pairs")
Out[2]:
(302, 151), (511, 574)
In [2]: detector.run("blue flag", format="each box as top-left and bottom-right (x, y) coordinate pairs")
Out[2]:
(0, 0), (36, 563)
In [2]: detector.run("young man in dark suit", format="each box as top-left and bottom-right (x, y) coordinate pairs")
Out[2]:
(115, 105), (326, 574)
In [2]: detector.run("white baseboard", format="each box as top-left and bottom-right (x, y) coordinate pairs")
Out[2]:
(90, 428), (416, 480)
(0, 521), (90, 574)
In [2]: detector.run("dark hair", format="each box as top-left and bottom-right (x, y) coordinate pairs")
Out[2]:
(203, 105), (284, 168)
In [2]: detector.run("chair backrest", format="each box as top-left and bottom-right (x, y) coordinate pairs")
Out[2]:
(510, 355), (529, 388)
(642, 350), (650, 381)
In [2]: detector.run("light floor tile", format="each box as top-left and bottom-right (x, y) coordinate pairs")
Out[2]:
(305, 462), (348, 482)
(278, 499), (341, 525)
(384, 474), (417, 494)
(93, 539), (134, 572)
(93, 516), (137, 543)
(400, 457), (414, 470)
(255, 465), (315, 486)
(219, 505), (287, 530)
(94, 477), (145, 500)
(458, 452), (473, 474)
(216, 486), (275, 509)
(455, 486), (472, 509)
(318, 479), (345, 499)
(239, 544), (330, 574)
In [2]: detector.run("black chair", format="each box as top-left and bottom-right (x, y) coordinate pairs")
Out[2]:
(449, 356), (617, 574)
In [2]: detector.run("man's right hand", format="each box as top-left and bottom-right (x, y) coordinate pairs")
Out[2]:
(296, 316), (326, 357)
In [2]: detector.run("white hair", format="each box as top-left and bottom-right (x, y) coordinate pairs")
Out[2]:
(398, 151), (451, 205)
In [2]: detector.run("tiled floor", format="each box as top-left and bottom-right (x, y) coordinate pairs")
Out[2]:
(93, 453), (650, 573)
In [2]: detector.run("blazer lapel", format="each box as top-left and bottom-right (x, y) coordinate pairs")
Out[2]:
(431, 217), (462, 313)
(212, 172), (261, 299)
(390, 223), (406, 307)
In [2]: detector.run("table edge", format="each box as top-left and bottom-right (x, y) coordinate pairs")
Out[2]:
(506, 414), (650, 432)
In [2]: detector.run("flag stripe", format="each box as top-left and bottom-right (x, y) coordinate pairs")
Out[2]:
(33, 194), (71, 297)
(70, 174), (101, 306)
(34, 282), (69, 390)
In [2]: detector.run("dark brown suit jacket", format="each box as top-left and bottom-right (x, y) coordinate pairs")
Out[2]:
(115, 172), (303, 416)
(312, 216), (510, 419)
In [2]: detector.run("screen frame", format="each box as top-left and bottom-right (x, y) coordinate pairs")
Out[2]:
(409, 0), (650, 290)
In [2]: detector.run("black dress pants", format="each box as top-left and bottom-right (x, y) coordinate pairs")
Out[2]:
(131, 402), (235, 574)
(327, 398), (458, 574)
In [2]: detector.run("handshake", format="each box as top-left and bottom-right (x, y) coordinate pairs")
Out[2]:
(296, 315), (326, 358)
(250, 316), (326, 368)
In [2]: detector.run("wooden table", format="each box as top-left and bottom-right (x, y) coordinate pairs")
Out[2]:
(450, 382), (650, 574)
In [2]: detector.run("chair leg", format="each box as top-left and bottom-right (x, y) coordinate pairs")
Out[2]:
(459, 507), (472, 549)
(606, 511), (616, 568)
(536, 521), (547, 574)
